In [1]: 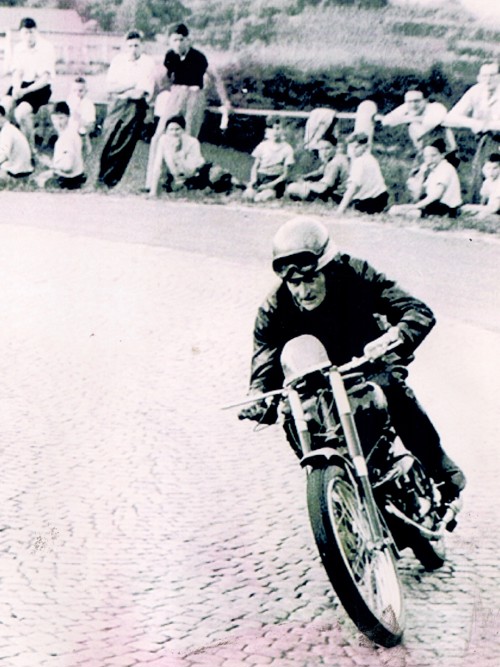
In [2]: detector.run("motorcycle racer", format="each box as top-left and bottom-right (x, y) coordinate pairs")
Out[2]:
(239, 216), (465, 501)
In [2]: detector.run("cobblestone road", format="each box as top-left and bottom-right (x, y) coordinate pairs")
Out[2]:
(0, 200), (498, 667)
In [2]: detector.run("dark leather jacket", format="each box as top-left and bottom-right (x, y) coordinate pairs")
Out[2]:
(249, 254), (435, 393)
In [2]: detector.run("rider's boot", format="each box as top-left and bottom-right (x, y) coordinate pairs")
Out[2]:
(431, 452), (466, 502)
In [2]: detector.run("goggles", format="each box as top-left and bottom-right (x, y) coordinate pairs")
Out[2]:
(272, 251), (321, 280)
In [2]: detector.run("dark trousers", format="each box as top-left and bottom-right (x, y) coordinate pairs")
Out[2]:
(353, 191), (389, 214)
(98, 98), (147, 188)
(421, 201), (459, 218)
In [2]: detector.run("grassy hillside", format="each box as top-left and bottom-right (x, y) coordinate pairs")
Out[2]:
(184, 0), (500, 78)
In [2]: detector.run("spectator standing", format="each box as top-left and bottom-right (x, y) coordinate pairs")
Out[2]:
(36, 102), (86, 190)
(66, 77), (96, 155)
(286, 140), (348, 203)
(145, 23), (231, 191)
(98, 30), (155, 188)
(0, 104), (33, 182)
(389, 139), (462, 218)
(445, 62), (500, 200)
(3, 17), (56, 155)
(243, 118), (295, 203)
(381, 89), (456, 159)
(337, 133), (388, 214)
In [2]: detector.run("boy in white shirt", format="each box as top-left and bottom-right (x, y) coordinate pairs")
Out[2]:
(337, 133), (388, 214)
(389, 139), (462, 218)
(66, 76), (96, 155)
(36, 102), (86, 189)
(0, 104), (33, 182)
(462, 153), (500, 219)
(243, 117), (295, 202)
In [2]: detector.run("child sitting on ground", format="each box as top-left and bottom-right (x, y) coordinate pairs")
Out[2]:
(285, 139), (348, 203)
(243, 117), (295, 202)
(337, 132), (389, 214)
(35, 101), (86, 190)
(461, 153), (500, 219)
(148, 115), (233, 197)
(0, 104), (33, 184)
(389, 139), (462, 218)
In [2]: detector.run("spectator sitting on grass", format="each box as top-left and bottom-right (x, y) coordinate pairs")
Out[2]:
(66, 76), (96, 156)
(243, 117), (295, 203)
(35, 102), (86, 190)
(336, 132), (388, 215)
(148, 115), (233, 198)
(461, 153), (500, 219)
(285, 139), (348, 203)
(0, 104), (33, 184)
(388, 139), (462, 219)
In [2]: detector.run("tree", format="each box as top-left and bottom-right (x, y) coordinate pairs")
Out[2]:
(76, 0), (190, 36)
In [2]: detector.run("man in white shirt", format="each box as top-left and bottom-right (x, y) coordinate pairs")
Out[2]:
(0, 104), (33, 182)
(36, 102), (86, 189)
(98, 30), (155, 188)
(381, 89), (456, 157)
(445, 62), (500, 200)
(3, 17), (56, 154)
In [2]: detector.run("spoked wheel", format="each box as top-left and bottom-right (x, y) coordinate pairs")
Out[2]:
(307, 464), (405, 647)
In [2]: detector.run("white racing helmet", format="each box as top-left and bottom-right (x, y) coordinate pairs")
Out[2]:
(272, 217), (338, 279)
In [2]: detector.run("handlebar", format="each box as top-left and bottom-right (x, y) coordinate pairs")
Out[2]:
(222, 340), (402, 411)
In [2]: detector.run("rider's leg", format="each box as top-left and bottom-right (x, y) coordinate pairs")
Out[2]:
(382, 375), (465, 499)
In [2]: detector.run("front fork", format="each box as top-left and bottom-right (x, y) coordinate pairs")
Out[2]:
(327, 368), (387, 544)
(286, 368), (387, 544)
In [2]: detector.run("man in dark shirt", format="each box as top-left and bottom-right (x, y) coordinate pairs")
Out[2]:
(239, 216), (465, 501)
(144, 23), (230, 191)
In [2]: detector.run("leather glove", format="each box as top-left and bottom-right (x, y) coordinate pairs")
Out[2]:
(238, 398), (278, 425)
(363, 326), (403, 361)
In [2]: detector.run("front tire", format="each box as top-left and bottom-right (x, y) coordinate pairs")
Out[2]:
(307, 464), (405, 647)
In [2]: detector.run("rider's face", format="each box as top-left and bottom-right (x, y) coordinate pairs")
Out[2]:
(286, 270), (327, 311)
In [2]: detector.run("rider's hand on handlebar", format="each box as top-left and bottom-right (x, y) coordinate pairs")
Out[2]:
(363, 326), (403, 361)
(238, 398), (278, 425)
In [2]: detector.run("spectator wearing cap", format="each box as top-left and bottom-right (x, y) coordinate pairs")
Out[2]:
(337, 133), (388, 215)
(148, 115), (234, 198)
(36, 101), (86, 190)
(285, 139), (348, 203)
(445, 62), (500, 201)
(2, 17), (56, 154)
(461, 153), (500, 219)
(144, 23), (231, 191)
(0, 104), (33, 182)
(98, 30), (155, 188)
(389, 139), (462, 219)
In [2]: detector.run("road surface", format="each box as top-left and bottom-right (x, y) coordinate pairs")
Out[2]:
(0, 192), (498, 666)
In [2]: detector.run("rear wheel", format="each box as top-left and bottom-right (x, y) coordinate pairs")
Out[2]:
(307, 464), (405, 647)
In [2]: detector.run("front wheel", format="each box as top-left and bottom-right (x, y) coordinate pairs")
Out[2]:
(307, 464), (405, 647)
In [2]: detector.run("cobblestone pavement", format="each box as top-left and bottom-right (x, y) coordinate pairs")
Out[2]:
(0, 202), (498, 667)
